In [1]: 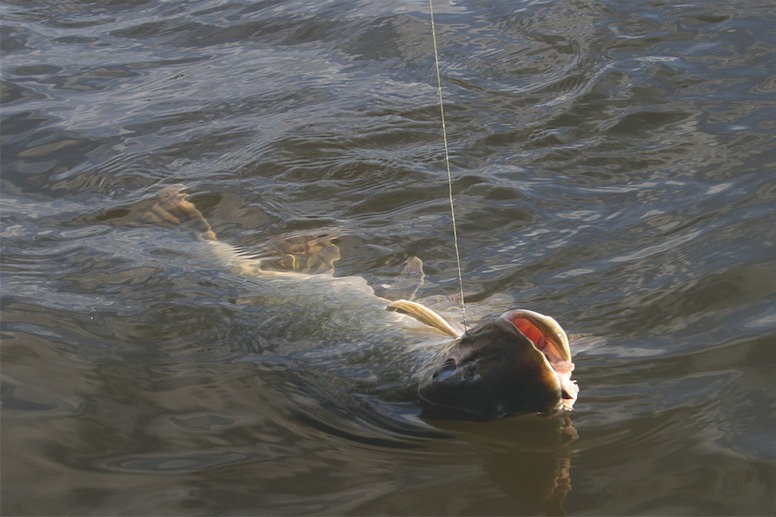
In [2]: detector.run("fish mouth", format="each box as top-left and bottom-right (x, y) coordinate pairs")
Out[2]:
(500, 309), (578, 410)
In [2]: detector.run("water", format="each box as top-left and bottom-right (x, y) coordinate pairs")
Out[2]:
(2, 0), (774, 514)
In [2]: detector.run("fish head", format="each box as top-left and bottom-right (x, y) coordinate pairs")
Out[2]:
(418, 309), (578, 419)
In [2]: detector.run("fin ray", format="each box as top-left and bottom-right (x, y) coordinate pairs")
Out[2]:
(386, 299), (461, 337)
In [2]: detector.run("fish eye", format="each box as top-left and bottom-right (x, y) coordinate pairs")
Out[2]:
(432, 358), (457, 379)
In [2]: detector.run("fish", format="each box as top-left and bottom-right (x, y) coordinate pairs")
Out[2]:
(130, 185), (578, 419)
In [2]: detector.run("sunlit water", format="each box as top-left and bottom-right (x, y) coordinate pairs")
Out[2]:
(2, 0), (774, 515)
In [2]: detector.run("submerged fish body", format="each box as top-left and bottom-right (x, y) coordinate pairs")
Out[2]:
(204, 240), (456, 392)
(131, 186), (579, 419)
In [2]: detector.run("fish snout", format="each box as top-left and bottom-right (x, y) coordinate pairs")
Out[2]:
(418, 313), (578, 418)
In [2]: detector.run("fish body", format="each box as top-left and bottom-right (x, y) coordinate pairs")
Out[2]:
(129, 186), (578, 419)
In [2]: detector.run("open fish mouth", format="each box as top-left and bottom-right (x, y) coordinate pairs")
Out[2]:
(418, 307), (579, 418)
(501, 309), (578, 410)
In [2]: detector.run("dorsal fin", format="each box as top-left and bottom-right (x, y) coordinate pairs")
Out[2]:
(257, 231), (341, 275)
(386, 299), (461, 337)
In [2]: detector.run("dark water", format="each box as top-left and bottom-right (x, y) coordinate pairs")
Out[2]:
(2, 0), (774, 515)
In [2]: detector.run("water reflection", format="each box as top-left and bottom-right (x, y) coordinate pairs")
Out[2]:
(433, 414), (578, 516)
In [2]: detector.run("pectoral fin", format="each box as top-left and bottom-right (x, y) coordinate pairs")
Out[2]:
(386, 299), (461, 337)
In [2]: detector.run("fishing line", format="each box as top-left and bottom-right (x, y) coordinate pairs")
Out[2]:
(428, 0), (467, 329)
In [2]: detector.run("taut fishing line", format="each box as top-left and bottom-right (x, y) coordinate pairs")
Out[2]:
(428, 0), (467, 329)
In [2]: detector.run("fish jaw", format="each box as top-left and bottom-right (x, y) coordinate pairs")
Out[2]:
(500, 309), (578, 410)
(418, 312), (578, 419)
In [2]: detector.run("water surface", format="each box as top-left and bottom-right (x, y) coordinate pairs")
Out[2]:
(2, 0), (774, 515)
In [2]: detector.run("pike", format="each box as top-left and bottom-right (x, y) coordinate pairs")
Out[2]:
(138, 185), (578, 419)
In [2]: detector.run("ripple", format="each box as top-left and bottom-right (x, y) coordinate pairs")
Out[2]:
(99, 449), (274, 473)
(1, 0), (774, 515)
